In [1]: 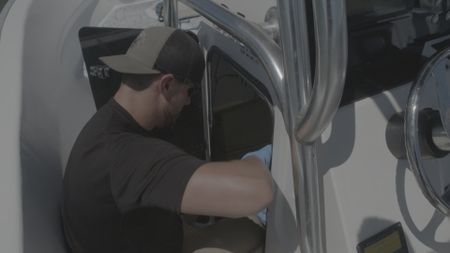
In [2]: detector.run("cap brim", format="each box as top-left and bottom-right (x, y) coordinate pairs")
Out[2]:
(99, 54), (161, 75)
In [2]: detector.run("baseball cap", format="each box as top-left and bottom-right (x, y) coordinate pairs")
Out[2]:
(99, 26), (205, 85)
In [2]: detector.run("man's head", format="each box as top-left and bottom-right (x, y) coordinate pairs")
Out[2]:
(100, 26), (204, 85)
(99, 26), (205, 128)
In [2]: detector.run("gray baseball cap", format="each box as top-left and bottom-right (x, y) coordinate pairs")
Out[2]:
(99, 26), (205, 85)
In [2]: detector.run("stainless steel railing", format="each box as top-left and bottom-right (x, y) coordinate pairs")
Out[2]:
(168, 1), (348, 252)
(277, 0), (347, 253)
(163, 0), (178, 28)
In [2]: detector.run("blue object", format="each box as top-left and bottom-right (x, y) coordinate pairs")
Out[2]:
(241, 144), (272, 169)
(256, 208), (268, 226)
(242, 144), (273, 225)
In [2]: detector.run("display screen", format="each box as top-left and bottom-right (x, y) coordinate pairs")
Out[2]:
(357, 223), (409, 253)
(363, 231), (402, 253)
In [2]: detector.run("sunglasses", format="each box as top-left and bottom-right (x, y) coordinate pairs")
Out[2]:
(180, 78), (200, 97)
(187, 85), (201, 97)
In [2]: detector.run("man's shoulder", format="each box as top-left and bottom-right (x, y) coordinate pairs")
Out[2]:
(107, 132), (178, 155)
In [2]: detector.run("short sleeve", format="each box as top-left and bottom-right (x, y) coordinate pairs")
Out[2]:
(109, 134), (206, 214)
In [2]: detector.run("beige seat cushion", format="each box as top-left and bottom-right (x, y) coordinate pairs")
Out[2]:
(183, 217), (265, 253)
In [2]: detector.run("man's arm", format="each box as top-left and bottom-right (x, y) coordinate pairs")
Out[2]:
(180, 156), (274, 218)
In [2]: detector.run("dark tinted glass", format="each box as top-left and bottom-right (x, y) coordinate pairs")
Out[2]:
(347, 0), (413, 27)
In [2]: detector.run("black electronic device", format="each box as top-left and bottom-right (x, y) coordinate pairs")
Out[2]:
(357, 223), (409, 253)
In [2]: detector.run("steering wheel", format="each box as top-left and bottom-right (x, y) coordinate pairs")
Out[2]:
(405, 47), (450, 216)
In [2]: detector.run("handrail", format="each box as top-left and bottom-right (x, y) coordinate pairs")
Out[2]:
(176, 0), (347, 253)
(277, 0), (348, 252)
(293, 0), (348, 143)
(276, 1), (319, 253)
(163, 0), (178, 28)
(179, 0), (286, 114)
(178, 1), (348, 253)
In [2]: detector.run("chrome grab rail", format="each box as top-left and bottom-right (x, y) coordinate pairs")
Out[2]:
(291, 0), (348, 143)
(163, 0), (178, 28)
(177, 0), (348, 252)
(405, 47), (450, 216)
(276, 1), (318, 253)
(277, 0), (347, 252)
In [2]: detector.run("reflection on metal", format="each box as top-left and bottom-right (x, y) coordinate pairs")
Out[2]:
(287, 0), (348, 144)
(386, 109), (450, 159)
(405, 47), (450, 216)
(277, 0), (317, 252)
(163, 0), (178, 27)
(203, 59), (212, 161)
(432, 122), (450, 151)
(433, 57), (450, 136)
(277, 0), (347, 253)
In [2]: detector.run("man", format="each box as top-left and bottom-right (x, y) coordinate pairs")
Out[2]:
(62, 26), (273, 253)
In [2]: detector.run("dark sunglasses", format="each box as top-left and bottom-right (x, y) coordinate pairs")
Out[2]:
(179, 78), (201, 97)
(187, 86), (201, 97)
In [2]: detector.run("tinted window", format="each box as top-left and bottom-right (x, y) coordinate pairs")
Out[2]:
(208, 49), (273, 161)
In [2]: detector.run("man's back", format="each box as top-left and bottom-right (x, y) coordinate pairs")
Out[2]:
(62, 99), (204, 253)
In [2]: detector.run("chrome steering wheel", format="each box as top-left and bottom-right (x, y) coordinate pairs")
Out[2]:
(405, 47), (450, 216)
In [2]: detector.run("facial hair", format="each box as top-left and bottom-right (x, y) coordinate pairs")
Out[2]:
(161, 103), (181, 128)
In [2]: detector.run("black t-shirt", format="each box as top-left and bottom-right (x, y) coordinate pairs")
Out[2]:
(62, 99), (205, 253)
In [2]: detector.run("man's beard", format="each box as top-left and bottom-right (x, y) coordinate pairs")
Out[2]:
(161, 107), (180, 128)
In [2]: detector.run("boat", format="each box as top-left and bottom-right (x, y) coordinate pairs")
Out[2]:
(1, 0), (450, 252)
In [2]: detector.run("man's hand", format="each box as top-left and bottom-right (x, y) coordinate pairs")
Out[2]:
(242, 144), (273, 226)
(242, 144), (272, 169)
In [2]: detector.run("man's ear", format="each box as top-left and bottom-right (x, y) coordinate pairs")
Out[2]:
(158, 74), (176, 100)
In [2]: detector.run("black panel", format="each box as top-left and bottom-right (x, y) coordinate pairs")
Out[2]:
(342, 0), (450, 106)
(347, 0), (414, 30)
(342, 22), (426, 105)
(79, 27), (141, 109)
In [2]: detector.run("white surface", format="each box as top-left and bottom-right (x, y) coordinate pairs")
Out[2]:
(266, 107), (300, 253)
(0, 0), (97, 252)
(97, 0), (163, 28)
(320, 84), (450, 253)
(18, 0), (96, 252)
(0, 0), (26, 251)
